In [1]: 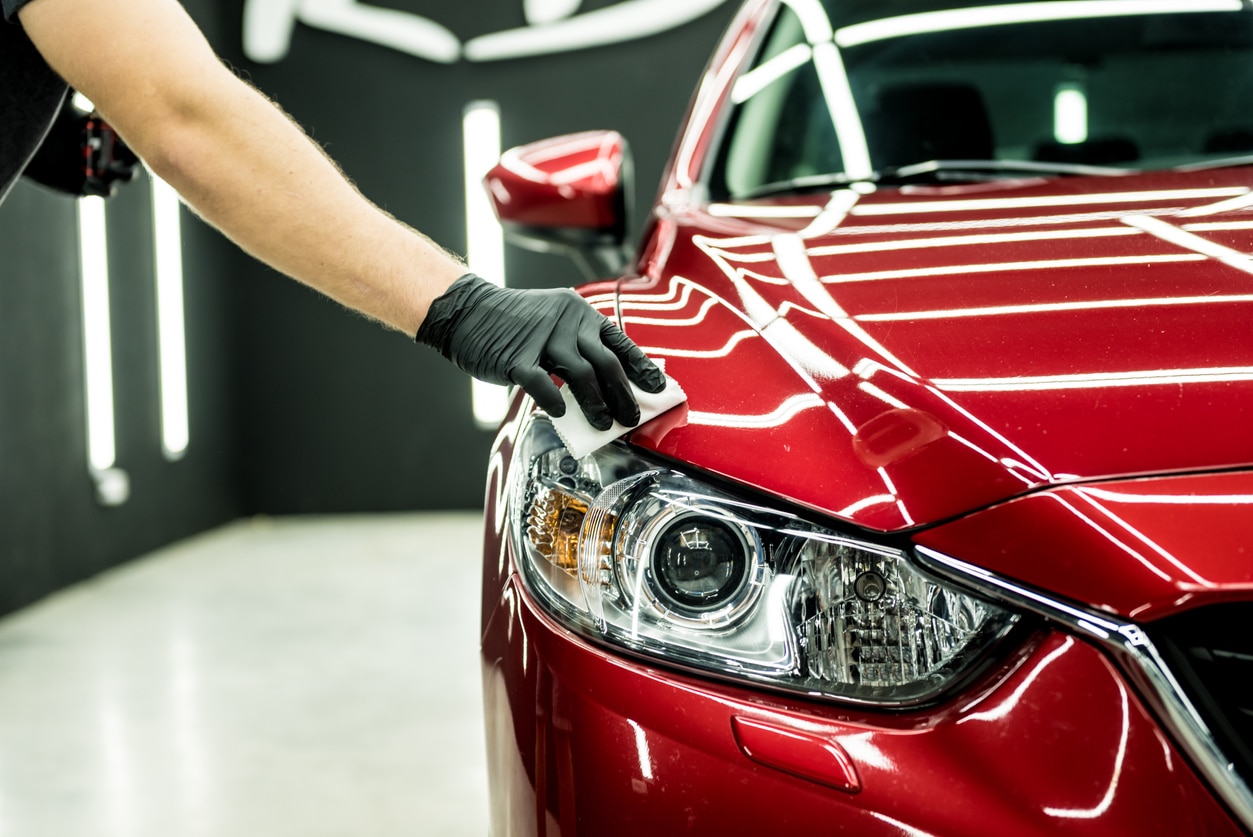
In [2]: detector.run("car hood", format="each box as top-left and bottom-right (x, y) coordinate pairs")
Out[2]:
(618, 168), (1253, 531)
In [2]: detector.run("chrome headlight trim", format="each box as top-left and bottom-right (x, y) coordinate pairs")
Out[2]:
(915, 545), (1253, 834)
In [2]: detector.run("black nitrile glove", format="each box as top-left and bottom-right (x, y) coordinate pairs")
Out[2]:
(417, 273), (665, 430)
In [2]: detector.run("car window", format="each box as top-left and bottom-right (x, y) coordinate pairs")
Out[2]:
(710, 0), (1253, 199)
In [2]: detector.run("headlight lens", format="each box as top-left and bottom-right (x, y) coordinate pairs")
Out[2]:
(510, 416), (1020, 704)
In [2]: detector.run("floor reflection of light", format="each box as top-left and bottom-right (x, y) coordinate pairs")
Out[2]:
(170, 630), (208, 827)
(1044, 681), (1130, 819)
(99, 681), (136, 837)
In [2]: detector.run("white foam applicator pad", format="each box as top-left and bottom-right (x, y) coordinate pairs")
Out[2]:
(549, 370), (687, 460)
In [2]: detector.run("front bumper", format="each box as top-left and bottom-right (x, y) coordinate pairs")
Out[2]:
(480, 573), (1241, 837)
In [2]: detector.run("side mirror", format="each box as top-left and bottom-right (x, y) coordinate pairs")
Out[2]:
(484, 130), (632, 280)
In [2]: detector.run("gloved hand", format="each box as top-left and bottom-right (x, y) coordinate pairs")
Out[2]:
(417, 273), (665, 430)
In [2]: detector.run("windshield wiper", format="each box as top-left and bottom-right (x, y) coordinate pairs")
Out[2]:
(737, 158), (1132, 199)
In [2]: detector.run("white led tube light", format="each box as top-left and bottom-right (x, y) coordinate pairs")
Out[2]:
(78, 195), (116, 473)
(152, 173), (190, 460)
(463, 100), (509, 429)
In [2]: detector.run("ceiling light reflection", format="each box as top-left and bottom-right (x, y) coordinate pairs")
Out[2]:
(935, 366), (1253, 392)
(858, 294), (1253, 323)
(836, 1), (1243, 48)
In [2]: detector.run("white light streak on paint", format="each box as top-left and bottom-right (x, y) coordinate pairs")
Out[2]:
(463, 100), (509, 428)
(1121, 214), (1253, 275)
(1044, 681), (1130, 818)
(1176, 192), (1253, 217)
(618, 280), (698, 311)
(835, 1), (1242, 48)
(958, 637), (1075, 724)
(1073, 492), (1214, 585)
(151, 174), (190, 460)
(811, 225), (1139, 257)
(800, 188), (861, 237)
(79, 196), (116, 472)
(731, 43), (812, 104)
(1184, 221), (1253, 232)
(688, 393), (826, 428)
(821, 253), (1204, 285)
(774, 233), (920, 377)
(640, 329), (758, 358)
(858, 294), (1253, 322)
(627, 719), (654, 780)
(836, 494), (898, 516)
(621, 295), (721, 326)
(1053, 84), (1088, 144)
(857, 381), (910, 409)
(852, 187), (1249, 217)
(935, 366), (1253, 392)
(1079, 487), (1253, 505)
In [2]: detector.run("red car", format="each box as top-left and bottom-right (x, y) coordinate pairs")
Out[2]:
(480, 1), (1253, 833)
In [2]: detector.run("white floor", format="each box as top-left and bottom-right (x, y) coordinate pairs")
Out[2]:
(0, 513), (490, 837)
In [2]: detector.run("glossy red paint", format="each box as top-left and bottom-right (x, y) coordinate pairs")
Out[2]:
(485, 130), (626, 232)
(914, 470), (1253, 622)
(620, 167), (1253, 530)
(480, 571), (1240, 836)
(480, 1), (1253, 833)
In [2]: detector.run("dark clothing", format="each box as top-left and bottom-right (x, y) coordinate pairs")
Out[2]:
(1, 0), (68, 203)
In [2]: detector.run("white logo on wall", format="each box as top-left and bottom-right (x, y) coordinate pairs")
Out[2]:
(243, 0), (731, 64)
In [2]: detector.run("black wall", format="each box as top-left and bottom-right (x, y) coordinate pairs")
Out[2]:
(0, 0), (738, 616)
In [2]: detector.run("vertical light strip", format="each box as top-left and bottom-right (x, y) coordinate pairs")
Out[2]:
(152, 174), (190, 460)
(1054, 83), (1088, 144)
(79, 195), (117, 472)
(463, 100), (509, 428)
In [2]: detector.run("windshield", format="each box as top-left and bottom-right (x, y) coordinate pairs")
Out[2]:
(709, 0), (1253, 200)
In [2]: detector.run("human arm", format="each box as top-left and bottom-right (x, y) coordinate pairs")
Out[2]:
(16, 0), (662, 426)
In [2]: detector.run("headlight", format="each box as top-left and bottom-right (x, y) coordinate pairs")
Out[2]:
(509, 415), (1021, 705)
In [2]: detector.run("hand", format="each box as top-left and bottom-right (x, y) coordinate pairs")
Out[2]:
(417, 273), (665, 430)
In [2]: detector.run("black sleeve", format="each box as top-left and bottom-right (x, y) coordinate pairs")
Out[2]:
(2, 0), (35, 23)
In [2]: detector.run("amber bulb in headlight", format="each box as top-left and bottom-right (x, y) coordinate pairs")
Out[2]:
(526, 486), (588, 573)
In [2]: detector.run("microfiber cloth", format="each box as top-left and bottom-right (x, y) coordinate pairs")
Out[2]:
(549, 368), (687, 459)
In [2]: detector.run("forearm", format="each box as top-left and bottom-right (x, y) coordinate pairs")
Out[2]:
(19, 0), (463, 335)
(133, 78), (464, 335)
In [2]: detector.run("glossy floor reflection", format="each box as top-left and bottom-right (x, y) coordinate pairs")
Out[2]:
(0, 513), (489, 837)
